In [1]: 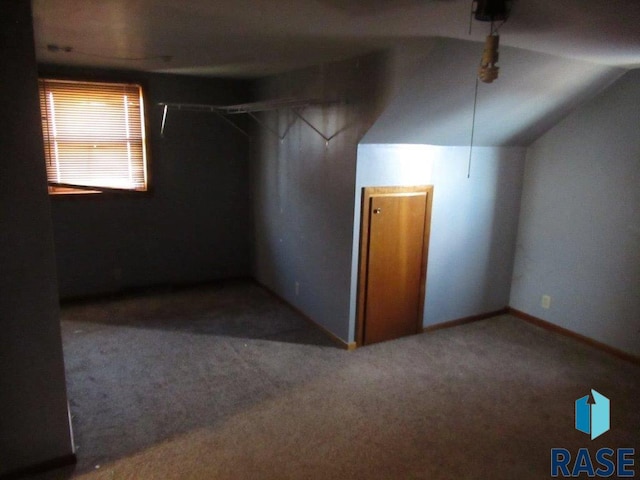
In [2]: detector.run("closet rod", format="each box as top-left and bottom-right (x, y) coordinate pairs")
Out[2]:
(157, 98), (343, 141)
(158, 98), (329, 114)
(158, 102), (250, 138)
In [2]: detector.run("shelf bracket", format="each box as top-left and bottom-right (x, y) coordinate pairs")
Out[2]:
(292, 108), (351, 145)
(247, 109), (300, 141)
(156, 98), (342, 142)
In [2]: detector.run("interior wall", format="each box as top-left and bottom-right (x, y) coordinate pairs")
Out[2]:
(350, 144), (526, 341)
(0, 1), (74, 474)
(40, 66), (254, 299)
(511, 69), (640, 357)
(251, 53), (388, 342)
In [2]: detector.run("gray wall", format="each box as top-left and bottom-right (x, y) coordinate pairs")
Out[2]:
(510, 69), (640, 357)
(251, 54), (388, 342)
(40, 68), (253, 298)
(350, 145), (526, 340)
(0, 1), (74, 474)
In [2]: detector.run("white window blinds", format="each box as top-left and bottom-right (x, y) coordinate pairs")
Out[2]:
(39, 79), (148, 193)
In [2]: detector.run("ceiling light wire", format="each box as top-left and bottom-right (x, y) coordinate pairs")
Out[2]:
(468, 76), (480, 179)
(468, 0), (511, 178)
(469, 2), (475, 34)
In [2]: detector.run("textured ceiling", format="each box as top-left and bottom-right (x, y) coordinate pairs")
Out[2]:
(32, 0), (640, 77)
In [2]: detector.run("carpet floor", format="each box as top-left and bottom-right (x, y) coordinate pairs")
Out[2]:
(32, 280), (639, 479)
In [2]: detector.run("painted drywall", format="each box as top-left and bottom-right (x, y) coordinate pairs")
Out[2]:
(41, 67), (253, 298)
(362, 38), (624, 147)
(0, 1), (74, 474)
(251, 54), (388, 342)
(350, 144), (526, 340)
(510, 69), (640, 357)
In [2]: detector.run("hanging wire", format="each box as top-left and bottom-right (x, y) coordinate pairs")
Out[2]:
(468, 76), (480, 179)
(490, 19), (504, 35)
(469, 0), (476, 34)
(492, 17), (509, 34)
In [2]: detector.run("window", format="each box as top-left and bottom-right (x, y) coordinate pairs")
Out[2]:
(39, 79), (149, 194)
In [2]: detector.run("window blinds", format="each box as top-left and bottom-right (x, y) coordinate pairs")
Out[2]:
(39, 79), (148, 193)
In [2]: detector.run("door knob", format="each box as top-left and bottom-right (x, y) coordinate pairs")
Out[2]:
(373, 208), (382, 214)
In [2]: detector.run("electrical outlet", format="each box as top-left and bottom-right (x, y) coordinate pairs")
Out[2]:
(541, 295), (551, 309)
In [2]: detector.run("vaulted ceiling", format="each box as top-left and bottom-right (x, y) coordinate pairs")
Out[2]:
(32, 0), (640, 78)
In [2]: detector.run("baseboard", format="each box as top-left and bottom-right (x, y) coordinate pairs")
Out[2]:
(305, 314), (356, 351)
(59, 276), (255, 305)
(255, 282), (355, 351)
(0, 454), (76, 480)
(508, 308), (640, 365)
(422, 307), (509, 333)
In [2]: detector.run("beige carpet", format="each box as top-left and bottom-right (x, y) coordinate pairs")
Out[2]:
(31, 281), (640, 479)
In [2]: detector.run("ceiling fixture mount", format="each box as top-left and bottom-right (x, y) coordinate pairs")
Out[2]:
(467, 0), (512, 178)
(473, 0), (510, 22)
(471, 0), (511, 83)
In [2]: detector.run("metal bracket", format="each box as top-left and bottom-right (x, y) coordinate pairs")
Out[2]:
(291, 108), (351, 145)
(247, 109), (299, 141)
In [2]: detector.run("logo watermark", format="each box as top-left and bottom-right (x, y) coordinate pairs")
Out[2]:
(550, 390), (636, 478)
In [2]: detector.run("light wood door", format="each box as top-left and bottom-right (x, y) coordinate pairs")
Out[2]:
(357, 186), (433, 346)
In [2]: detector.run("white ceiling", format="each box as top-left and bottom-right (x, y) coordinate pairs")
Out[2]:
(32, 0), (640, 78)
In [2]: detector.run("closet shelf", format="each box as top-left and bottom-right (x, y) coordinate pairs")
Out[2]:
(157, 98), (343, 142)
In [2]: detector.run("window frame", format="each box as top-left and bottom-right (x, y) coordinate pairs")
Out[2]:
(38, 74), (153, 196)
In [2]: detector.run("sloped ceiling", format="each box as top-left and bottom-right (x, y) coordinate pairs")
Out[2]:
(31, 0), (638, 147)
(361, 38), (626, 146)
(32, 0), (640, 77)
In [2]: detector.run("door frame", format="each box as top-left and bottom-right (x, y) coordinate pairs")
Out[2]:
(355, 185), (434, 347)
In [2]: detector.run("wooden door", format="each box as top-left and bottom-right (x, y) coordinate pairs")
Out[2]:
(357, 186), (433, 346)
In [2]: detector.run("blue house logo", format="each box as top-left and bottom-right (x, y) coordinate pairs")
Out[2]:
(575, 389), (610, 440)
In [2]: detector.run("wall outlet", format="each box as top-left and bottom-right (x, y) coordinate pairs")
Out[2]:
(541, 295), (551, 309)
(295, 281), (300, 296)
